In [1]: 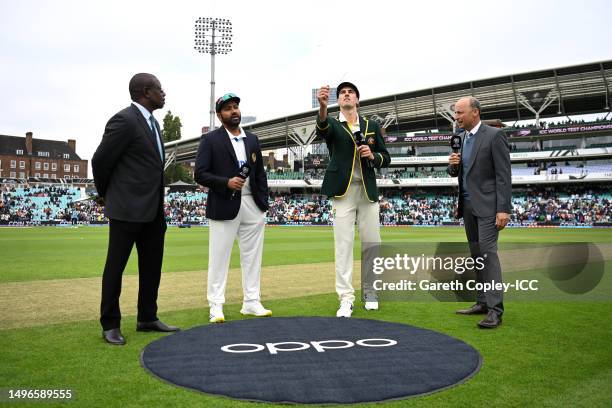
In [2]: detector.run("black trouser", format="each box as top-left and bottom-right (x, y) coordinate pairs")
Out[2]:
(100, 210), (166, 330)
(462, 199), (504, 315)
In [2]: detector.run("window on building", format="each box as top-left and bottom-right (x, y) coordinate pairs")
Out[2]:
(64, 164), (70, 172)
(74, 164), (79, 173)
(16, 149), (23, 155)
(34, 173), (40, 178)
(10, 160), (16, 168)
(38, 151), (49, 157)
(51, 163), (57, 171)
(19, 161), (25, 169)
(10, 171), (16, 178)
(63, 153), (70, 159)
(35, 162), (41, 170)
(43, 173), (49, 179)
(44, 162), (49, 170)
(51, 174), (56, 179)
(19, 172), (25, 179)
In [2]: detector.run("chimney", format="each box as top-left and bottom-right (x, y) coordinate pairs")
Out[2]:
(67, 139), (76, 153)
(25, 132), (33, 154)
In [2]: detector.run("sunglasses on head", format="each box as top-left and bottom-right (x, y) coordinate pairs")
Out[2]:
(217, 93), (238, 103)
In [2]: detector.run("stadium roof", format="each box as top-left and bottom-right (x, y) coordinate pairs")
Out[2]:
(166, 60), (612, 163)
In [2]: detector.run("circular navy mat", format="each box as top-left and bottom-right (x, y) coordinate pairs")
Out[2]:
(141, 317), (481, 404)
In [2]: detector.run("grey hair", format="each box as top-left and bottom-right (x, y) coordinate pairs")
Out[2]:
(468, 97), (481, 113)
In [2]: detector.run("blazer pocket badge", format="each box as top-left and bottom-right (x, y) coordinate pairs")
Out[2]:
(251, 152), (257, 163)
(367, 137), (375, 145)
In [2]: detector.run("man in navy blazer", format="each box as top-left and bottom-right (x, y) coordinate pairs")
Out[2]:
(92, 73), (179, 345)
(194, 93), (271, 323)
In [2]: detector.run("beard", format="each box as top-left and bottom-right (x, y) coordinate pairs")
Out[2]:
(222, 114), (241, 128)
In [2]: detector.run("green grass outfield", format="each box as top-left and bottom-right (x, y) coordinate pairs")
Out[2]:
(1, 226), (611, 407)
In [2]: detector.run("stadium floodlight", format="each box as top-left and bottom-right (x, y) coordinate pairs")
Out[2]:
(194, 17), (233, 131)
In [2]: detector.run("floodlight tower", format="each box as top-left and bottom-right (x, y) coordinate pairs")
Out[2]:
(194, 17), (233, 131)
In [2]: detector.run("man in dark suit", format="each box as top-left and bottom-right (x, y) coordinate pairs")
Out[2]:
(92, 73), (179, 345)
(448, 96), (512, 329)
(316, 83), (391, 318)
(194, 93), (271, 323)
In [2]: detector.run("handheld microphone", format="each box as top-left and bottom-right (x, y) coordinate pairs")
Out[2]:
(354, 131), (374, 169)
(450, 134), (462, 172)
(450, 134), (462, 153)
(231, 163), (251, 200)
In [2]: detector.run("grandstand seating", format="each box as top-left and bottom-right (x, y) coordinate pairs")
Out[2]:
(1, 184), (609, 226)
(267, 171), (304, 180)
(0, 186), (81, 222)
(511, 167), (539, 176)
(546, 165), (612, 175)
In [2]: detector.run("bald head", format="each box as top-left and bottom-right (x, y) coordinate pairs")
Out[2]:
(128, 73), (165, 111)
(454, 96), (481, 131)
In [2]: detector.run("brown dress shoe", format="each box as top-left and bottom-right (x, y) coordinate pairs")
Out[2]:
(456, 303), (488, 315)
(478, 310), (502, 328)
(102, 328), (126, 345)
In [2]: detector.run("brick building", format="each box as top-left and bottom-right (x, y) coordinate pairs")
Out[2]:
(0, 132), (88, 181)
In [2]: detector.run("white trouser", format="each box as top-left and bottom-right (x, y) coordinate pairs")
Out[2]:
(207, 195), (265, 306)
(332, 182), (381, 303)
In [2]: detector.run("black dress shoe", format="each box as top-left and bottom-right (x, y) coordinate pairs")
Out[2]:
(456, 303), (488, 315)
(136, 320), (180, 332)
(478, 310), (502, 328)
(102, 328), (126, 345)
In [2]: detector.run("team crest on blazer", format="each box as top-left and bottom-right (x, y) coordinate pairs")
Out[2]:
(251, 152), (257, 163)
(367, 137), (375, 145)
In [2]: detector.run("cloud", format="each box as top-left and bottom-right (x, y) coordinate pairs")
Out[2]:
(1, 0), (611, 175)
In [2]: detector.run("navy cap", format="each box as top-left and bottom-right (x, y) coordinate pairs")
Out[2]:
(336, 82), (360, 99)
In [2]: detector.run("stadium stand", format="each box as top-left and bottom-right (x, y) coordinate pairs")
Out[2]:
(1, 183), (609, 227)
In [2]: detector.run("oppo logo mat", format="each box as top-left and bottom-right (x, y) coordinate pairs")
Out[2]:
(141, 317), (483, 404)
(221, 338), (397, 354)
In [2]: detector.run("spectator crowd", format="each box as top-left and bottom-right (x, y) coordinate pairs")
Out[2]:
(1, 184), (610, 226)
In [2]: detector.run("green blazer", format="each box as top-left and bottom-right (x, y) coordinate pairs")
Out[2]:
(316, 113), (390, 202)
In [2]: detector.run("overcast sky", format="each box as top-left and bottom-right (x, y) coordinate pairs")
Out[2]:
(1, 0), (611, 170)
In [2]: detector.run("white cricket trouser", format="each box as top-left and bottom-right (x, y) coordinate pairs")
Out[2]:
(332, 182), (381, 303)
(207, 195), (265, 306)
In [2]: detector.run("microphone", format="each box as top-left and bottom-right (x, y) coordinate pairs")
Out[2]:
(449, 134), (462, 172)
(231, 163), (251, 200)
(354, 131), (374, 169)
(450, 134), (462, 153)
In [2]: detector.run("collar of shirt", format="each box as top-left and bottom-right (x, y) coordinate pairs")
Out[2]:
(339, 111), (360, 132)
(224, 126), (246, 141)
(466, 120), (482, 137)
(132, 102), (154, 123)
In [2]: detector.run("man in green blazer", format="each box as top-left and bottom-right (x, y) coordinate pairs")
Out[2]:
(316, 82), (391, 317)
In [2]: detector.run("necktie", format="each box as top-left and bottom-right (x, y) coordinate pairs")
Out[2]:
(149, 115), (164, 162)
(461, 132), (474, 198)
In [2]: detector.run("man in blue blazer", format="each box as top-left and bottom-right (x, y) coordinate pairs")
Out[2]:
(194, 93), (271, 323)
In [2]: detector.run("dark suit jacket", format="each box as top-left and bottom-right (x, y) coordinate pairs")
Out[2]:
(316, 114), (390, 202)
(194, 126), (269, 220)
(447, 123), (512, 218)
(92, 104), (165, 222)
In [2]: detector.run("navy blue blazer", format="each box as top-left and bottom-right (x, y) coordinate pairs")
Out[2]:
(194, 126), (269, 220)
